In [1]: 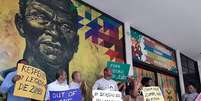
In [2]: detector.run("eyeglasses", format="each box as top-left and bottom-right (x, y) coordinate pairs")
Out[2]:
(25, 10), (75, 34)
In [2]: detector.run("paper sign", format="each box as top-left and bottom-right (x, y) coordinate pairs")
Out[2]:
(13, 63), (47, 100)
(50, 89), (82, 101)
(92, 90), (122, 101)
(142, 86), (164, 101)
(107, 61), (130, 81)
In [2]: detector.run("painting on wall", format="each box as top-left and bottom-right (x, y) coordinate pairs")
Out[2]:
(133, 66), (156, 85)
(0, 0), (125, 96)
(131, 28), (177, 73)
(157, 73), (178, 101)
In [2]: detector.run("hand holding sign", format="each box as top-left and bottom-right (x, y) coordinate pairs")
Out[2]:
(12, 75), (21, 83)
(13, 63), (47, 101)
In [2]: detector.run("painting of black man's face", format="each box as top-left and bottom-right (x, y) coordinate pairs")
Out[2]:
(0, 0), (125, 87)
(18, 0), (79, 68)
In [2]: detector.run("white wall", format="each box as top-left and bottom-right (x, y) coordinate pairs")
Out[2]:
(176, 50), (185, 96)
(197, 60), (201, 84)
(124, 23), (133, 76)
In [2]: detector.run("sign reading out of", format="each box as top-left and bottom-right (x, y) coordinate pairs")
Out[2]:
(50, 89), (82, 101)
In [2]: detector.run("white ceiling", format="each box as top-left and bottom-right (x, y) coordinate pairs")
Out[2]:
(83, 0), (201, 61)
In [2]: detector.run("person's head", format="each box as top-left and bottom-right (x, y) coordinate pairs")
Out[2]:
(16, 59), (28, 69)
(15, 0), (79, 68)
(186, 83), (197, 94)
(56, 69), (67, 83)
(71, 71), (81, 83)
(17, 59), (28, 65)
(141, 77), (153, 87)
(103, 68), (112, 80)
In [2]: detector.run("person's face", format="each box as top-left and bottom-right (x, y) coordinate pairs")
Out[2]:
(58, 71), (67, 83)
(146, 80), (153, 87)
(17, 0), (78, 67)
(74, 72), (81, 82)
(104, 69), (112, 78)
(187, 85), (196, 93)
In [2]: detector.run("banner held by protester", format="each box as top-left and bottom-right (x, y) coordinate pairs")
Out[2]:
(50, 89), (82, 101)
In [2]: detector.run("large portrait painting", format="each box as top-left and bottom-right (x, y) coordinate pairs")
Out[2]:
(0, 0), (125, 95)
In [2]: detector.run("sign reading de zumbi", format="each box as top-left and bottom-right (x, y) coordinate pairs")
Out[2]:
(50, 89), (82, 101)
(92, 90), (122, 101)
(107, 61), (130, 81)
(13, 63), (47, 100)
(142, 86), (164, 101)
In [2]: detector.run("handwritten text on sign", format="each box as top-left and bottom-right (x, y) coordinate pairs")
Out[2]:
(92, 90), (122, 101)
(50, 89), (82, 101)
(142, 86), (164, 101)
(107, 61), (130, 81)
(13, 64), (47, 100)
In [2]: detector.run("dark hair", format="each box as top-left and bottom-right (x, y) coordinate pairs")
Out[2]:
(71, 71), (80, 80)
(104, 68), (111, 72)
(55, 69), (66, 80)
(17, 59), (28, 64)
(186, 82), (196, 88)
(141, 77), (152, 86)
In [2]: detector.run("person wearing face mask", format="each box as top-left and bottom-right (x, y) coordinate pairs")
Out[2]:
(92, 68), (118, 91)
(45, 69), (69, 101)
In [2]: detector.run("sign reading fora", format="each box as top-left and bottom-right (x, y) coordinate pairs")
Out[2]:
(107, 61), (130, 81)
(50, 89), (82, 101)
(13, 63), (47, 101)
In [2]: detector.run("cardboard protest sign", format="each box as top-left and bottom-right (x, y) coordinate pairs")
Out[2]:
(107, 61), (130, 81)
(13, 63), (47, 100)
(92, 90), (122, 101)
(142, 86), (164, 101)
(50, 89), (82, 101)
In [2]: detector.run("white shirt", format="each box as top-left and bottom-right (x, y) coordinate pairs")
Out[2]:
(45, 80), (69, 100)
(69, 81), (81, 89)
(92, 78), (118, 91)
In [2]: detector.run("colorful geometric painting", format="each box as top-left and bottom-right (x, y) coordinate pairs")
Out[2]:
(131, 28), (177, 73)
(70, 0), (125, 85)
(0, 0), (125, 100)
(157, 73), (178, 101)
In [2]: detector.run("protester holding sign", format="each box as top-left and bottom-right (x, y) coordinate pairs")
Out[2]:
(0, 59), (31, 101)
(123, 78), (143, 101)
(70, 71), (88, 101)
(45, 69), (69, 101)
(93, 68), (118, 91)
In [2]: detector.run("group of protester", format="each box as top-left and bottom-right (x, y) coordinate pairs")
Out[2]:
(0, 59), (200, 101)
